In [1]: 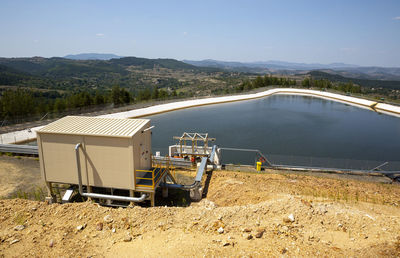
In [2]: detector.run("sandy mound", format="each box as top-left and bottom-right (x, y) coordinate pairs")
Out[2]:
(1, 170), (400, 257)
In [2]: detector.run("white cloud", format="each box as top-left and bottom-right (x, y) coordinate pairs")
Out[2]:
(183, 31), (188, 36)
(96, 33), (105, 37)
(393, 16), (400, 20)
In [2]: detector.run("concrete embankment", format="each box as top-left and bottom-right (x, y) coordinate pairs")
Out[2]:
(1, 88), (400, 144)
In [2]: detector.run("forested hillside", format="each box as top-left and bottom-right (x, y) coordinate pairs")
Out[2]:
(0, 56), (249, 123)
(1, 56), (400, 126)
(308, 71), (400, 90)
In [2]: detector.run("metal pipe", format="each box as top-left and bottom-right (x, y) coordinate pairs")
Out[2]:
(161, 149), (214, 190)
(142, 126), (155, 133)
(75, 143), (148, 202)
(161, 181), (200, 190)
(209, 145), (217, 164)
(370, 162), (389, 171)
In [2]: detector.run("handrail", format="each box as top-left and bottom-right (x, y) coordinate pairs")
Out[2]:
(219, 147), (272, 166)
(136, 167), (167, 189)
(75, 143), (148, 202)
(152, 169), (155, 188)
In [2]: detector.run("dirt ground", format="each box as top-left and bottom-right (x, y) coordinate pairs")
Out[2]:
(0, 156), (43, 199)
(0, 156), (400, 257)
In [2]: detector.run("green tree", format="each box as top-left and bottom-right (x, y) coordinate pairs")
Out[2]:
(111, 85), (121, 105)
(302, 78), (311, 88)
(0, 89), (35, 119)
(94, 91), (105, 105)
(54, 99), (66, 113)
(151, 87), (159, 99)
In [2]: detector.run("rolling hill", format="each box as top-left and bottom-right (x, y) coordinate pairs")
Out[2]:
(308, 71), (400, 90)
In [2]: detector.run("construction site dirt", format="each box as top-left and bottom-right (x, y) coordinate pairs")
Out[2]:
(0, 155), (399, 257)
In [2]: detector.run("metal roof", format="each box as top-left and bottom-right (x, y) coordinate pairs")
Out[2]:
(38, 116), (149, 138)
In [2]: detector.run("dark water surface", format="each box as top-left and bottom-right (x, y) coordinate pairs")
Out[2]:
(147, 95), (400, 166)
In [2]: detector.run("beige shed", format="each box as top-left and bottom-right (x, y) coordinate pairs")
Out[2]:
(37, 116), (164, 205)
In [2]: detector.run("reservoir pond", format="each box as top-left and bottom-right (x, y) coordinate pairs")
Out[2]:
(146, 95), (400, 169)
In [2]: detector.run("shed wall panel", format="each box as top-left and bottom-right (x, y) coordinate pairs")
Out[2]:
(40, 134), (87, 184)
(84, 136), (132, 189)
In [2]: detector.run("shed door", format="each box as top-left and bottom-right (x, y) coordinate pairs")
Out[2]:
(139, 131), (151, 169)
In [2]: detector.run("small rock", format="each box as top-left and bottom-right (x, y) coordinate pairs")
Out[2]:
(255, 231), (264, 238)
(217, 227), (224, 234)
(112, 228), (116, 233)
(301, 199), (312, 208)
(96, 222), (103, 231)
(222, 241), (230, 246)
(31, 207), (37, 211)
(49, 239), (55, 248)
(243, 233), (253, 240)
(77, 224), (85, 231)
(123, 235), (132, 242)
(242, 228), (252, 233)
(281, 248), (288, 254)
(14, 225), (25, 231)
(103, 215), (113, 223)
(283, 214), (295, 223)
(10, 239), (19, 245)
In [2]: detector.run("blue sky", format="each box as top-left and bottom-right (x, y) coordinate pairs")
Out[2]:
(1, 0), (400, 66)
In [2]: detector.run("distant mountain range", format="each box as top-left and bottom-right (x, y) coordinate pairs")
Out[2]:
(1, 53), (400, 91)
(183, 59), (400, 81)
(60, 55), (400, 80)
(64, 53), (123, 60)
(183, 59), (360, 70)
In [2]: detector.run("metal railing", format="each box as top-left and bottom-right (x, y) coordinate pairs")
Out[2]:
(135, 156), (172, 189)
(135, 167), (167, 189)
(0, 143), (38, 155)
(152, 155), (192, 167)
(267, 154), (400, 174)
(219, 147), (272, 166)
(220, 148), (400, 174)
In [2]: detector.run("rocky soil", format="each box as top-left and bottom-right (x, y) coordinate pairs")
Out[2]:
(0, 157), (399, 257)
